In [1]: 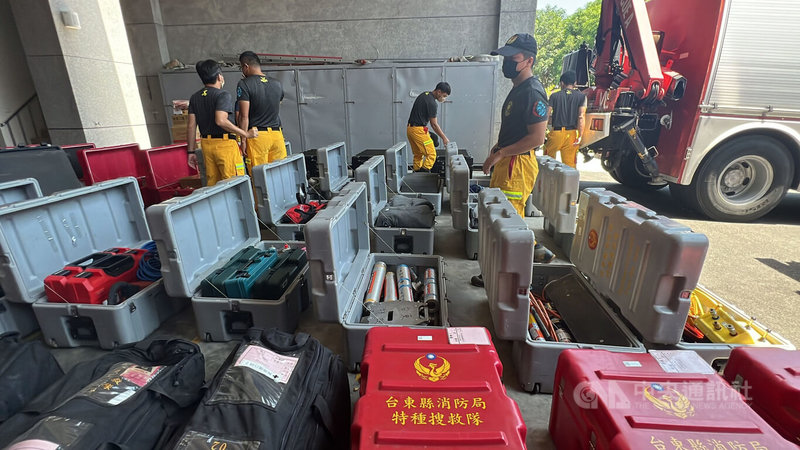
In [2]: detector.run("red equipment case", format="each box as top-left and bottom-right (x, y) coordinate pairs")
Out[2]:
(724, 347), (800, 445)
(44, 248), (147, 304)
(352, 327), (526, 449)
(142, 143), (199, 202)
(550, 349), (793, 450)
(77, 143), (157, 205)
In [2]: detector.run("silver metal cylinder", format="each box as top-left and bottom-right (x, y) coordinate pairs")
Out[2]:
(364, 261), (387, 304)
(397, 264), (414, 302)
(423, 268), (437, 305)
(383, 271), (398, 302)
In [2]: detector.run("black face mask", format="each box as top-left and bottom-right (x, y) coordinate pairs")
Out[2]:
(502, 59), (521, 79)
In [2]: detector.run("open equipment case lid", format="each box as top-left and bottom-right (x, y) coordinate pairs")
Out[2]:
(251, 154), (308, 225)
(146, 176), (260, 299)
(305, 181), (371, 323)
(479, 186), (709, 345)
(316, 142), (349, 194)
(0, 178), (42, 206)
(0, 177), (149, 304)
(353, 156), (388, 226)
(477, 188), (535, 341)
(384, 142), (408, 193)
(444, 141), (458, 190)
(570, 188), (709, 345)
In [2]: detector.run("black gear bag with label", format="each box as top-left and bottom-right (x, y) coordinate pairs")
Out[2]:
(0, 332), (64, 424)
(172, 328), (350, 450)
(0, 338), (205, 449)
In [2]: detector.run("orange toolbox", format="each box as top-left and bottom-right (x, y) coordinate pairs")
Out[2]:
(352, 326), (526, 449)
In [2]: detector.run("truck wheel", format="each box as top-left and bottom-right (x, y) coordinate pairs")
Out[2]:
(690, 135), (792, 222)
(611, 152), (667, 190)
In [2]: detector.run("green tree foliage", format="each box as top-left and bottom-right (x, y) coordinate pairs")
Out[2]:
(534, 0), (601, 90)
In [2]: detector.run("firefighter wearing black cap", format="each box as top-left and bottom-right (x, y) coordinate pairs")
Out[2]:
(479, 33), (555, 277)
(186, 59), (257, 186)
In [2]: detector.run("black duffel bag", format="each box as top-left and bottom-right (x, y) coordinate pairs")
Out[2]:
(171, 328), (350, 450)
(0, 338), (205, 449)
(0, 332), (63, 424)
(375, 195), (435, 228)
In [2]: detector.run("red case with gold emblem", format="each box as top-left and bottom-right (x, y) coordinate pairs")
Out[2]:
(550, 349), (794, 450)
(723, 347), (800, 446)
(352, 326), (526, 449)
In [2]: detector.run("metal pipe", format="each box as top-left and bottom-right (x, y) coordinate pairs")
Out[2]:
(397, 264), (414, 302)
(383, 271), (398, 302)
(364, 261), (386, 304)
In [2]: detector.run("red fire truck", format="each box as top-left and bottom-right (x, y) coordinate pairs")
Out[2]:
(570, 0), (799, 221)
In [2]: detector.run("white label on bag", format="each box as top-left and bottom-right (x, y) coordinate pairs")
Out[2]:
(235, 345), (299, 384)
(447, 327), (491, 345)
(8, 440), (60, 450)
(417, 335), (433, 341)
(650, 350), (715, 374)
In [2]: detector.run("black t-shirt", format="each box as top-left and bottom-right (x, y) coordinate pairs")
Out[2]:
(236, 74), (284, 128)
(407, 91), (438, 127)
(188, 87), (234, 136)
(548, 88), (586, 129)
(497, 77), (549, 147)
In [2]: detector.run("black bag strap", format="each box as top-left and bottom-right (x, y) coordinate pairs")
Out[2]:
(312, 394), (336, 439)
(261, 328), (310, 351)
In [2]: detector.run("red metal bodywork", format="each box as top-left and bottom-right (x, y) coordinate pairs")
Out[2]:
(646, 0), (725, 179)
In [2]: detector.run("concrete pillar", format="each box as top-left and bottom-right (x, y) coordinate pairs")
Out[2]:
(121, 0), (171, 146)
(493, 0), (537, 140)
(10, 0), (150, 148)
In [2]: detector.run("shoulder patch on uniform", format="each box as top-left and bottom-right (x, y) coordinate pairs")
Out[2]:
(236, 86), (242, 98)
(260, 76), (268, 83)
(534, 100), (547, 117)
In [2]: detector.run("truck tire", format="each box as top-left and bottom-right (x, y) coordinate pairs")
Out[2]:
(690, 135), (792, 222)
(610, 152), (667, 190)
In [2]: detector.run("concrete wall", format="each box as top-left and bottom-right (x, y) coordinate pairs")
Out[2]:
(0, 0), (36, 121)
(157, 0), (503, 63)
(11, 0), (150, 148)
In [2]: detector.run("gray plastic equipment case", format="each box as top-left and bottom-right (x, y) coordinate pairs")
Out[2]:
(385, 142), (443, 215)
(147, 176), (307, 342)
(448, 155), (479, 259)
(478, 188), (647, 393)
(531, 156), (579, 254)
(305, 181), (447, 370)
(481, 187), (715, 393)
(316, 142), (350, 197)
(0, 178), (184, 349)
(252, 154), (309, 240)
(355, 155), (434, 255)
(0, 178), (43, 336)
(443, 141), (458, 191)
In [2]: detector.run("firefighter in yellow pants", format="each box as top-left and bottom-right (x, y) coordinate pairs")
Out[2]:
(490, 152), (539, 217)
(186, 59), (257, 186)
(471, 32), (555, 289)
(237, 51), (288, 173)
(407, 83), (451, 171)
(543, 70), (587, 168)
(543, 128), (580, 167)
(407, 126), (437, 171)
(244, 128), (287, 172)
(200, 136), (246, 186)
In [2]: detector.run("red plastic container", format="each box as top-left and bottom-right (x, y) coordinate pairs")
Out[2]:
(142, 143), (198, 203)
(353, 327), (526, 449)
(550, 349), (794, 450)
(77, 143), (147, 186)
(724, 347), (800, 445)
(46, 248), (147, 304)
